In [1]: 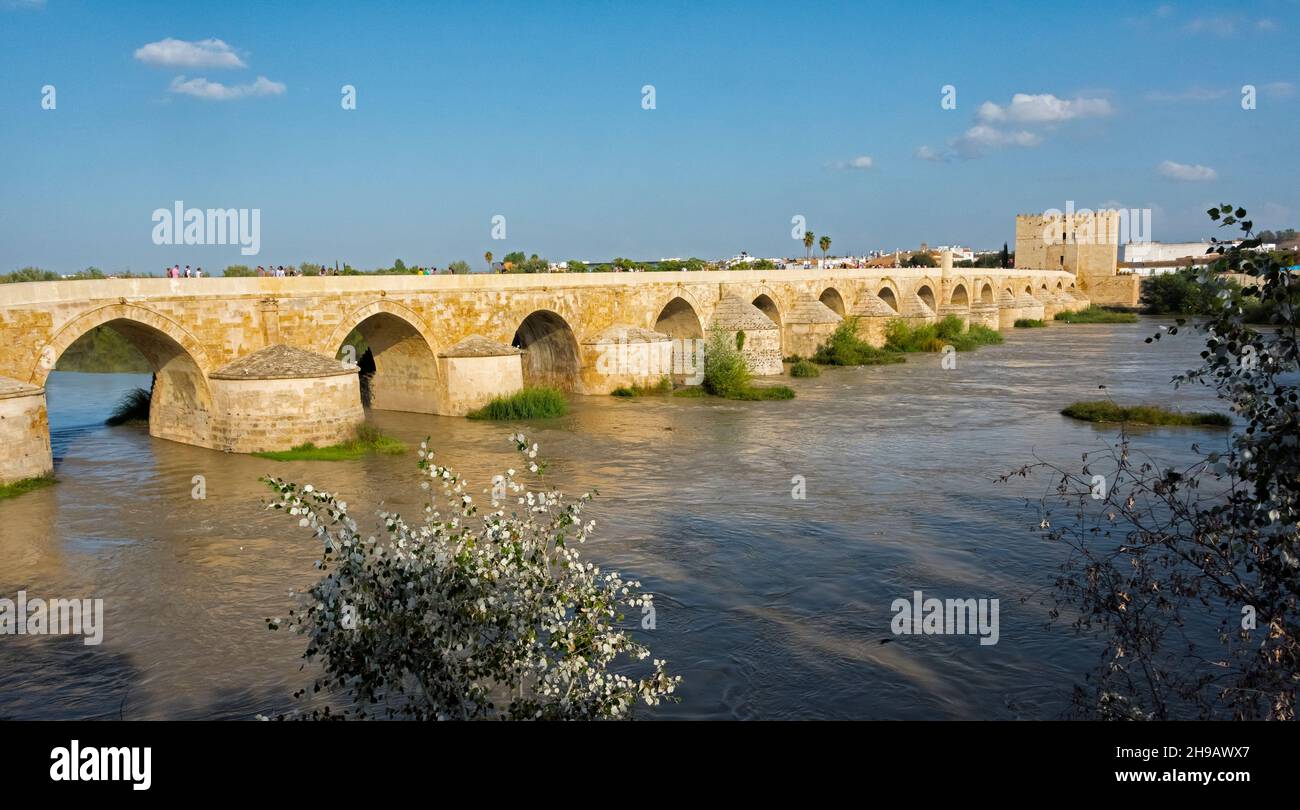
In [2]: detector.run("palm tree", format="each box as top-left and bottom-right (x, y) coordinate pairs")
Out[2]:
(819, 235), (831, 265)
(803, 230), (815, 263)
(485, 250), (493, 272)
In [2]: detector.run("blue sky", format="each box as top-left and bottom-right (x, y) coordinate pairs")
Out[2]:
(1, 0), (1297, 274)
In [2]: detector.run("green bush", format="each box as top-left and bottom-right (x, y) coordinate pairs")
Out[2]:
(729, 384), (796, 400)
(611, 378), (673, 397)
(812, 318), (905, 366)
(885, 316), (1003, 352)
(1141, 268), (1236, 316)
(1014, 318), (1046, 328)
(1054, 306), (1139, 324)
(703, 329), (752, 397)
(467, 387), (568, 420)
(790, 359), (821, 377)
(1060, 400), (1230, 427)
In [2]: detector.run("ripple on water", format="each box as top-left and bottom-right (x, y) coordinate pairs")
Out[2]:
(0, 322), (1230, 719)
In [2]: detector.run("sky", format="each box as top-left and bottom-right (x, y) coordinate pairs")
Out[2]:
(0, 0), (1297, 274)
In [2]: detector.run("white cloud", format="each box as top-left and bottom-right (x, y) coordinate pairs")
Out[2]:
(914, 145), (944, 162)
(977, 93), (1113, 124)
(3, 0), (47, 8)
(951, 125), (1041, 156)
(135, 38), (246, 69)
(1157, 160), (1217, 182)
(169, 75), (286, 101)
(1264, 81), (1295, 97)
(1256, 19), (1278, 31)
(828, 155), (874, 170)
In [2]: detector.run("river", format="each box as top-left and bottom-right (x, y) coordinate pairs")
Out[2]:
(0, 319), (1231, 719)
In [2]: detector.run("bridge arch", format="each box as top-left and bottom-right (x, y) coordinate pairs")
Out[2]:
(875, 284), (900, 312)
(513, 309), (581, 391)
(324, 300), (438, 412)
(949, 283), (969, 307)
(33, 303), (215, 447)
(751, 293), (782, 330)
(654, 295), (705, 340)
(916, 283), (937, 312)
(818, 287), (847, 317)
(979, 282), (995, 304)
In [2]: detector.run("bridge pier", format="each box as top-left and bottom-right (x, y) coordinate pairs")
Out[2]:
(581, 326), (674, 394)
(207, 345), (363, 453)
(435, 336), (524, 415)
(712, 295), (782, 374)
(783, 297), (842, 358)
(0, 378), (52, 487)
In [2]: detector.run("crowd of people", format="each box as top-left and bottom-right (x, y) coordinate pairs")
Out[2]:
(162, 264), (454, 278)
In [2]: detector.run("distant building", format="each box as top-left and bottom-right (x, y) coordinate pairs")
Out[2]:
(1119, 240), (1279, 274)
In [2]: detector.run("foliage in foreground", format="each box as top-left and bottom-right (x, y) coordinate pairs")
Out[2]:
(105, 387), (151, 426)
(254, 425), (406, 461)
(810, 318), (905, 366)
(467, 387), (568, 420)
(0, 474), (56, 501)
(262, 434), (680, 719)
(885, 316), (1003, 352)
(1014, 318), (1046, 328)
(1060, 400), (1230, 427)
(1010, 204), (1299, 720)
(1054, 306), (1139, 324)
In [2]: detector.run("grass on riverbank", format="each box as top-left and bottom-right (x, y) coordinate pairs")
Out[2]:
(1061, 400), (1230, 427)
(885, 316), (1003, 352)
(0, 473), (56, 501)
(1014, 318), (1046, 328)
(811, 319), (905, 366)
(467, 386), (568, 419)
(611, 378), (674, 397)
(105, 387), (151, 426)
(1054, 306), (1139, 324)
(254, 425), (407, 461)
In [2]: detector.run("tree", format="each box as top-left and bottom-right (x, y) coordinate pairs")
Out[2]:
(907, 252), (937, 268)
(1, 267), (60, 284)
(567, 260), (588, 273)
(999, 243), (1010, 269)
(223, 265), (255, 277)
(262, 434), (680, 719)
(1140, 266), (1234, 315)
(819, 235), (831, 264)
(447, 260), (471, 275)
(803, 230), (815, 262)
(1009, 204), (1299, 719)
(484, 251), (493, 271)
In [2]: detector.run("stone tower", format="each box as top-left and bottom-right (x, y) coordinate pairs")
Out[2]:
(1014, 209), (1137, 306)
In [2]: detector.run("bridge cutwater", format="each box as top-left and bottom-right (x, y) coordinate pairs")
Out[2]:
(0, 260), (1087, 485)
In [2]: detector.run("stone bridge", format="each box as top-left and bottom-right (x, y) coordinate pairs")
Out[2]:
(0, 264), (1085, 484)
